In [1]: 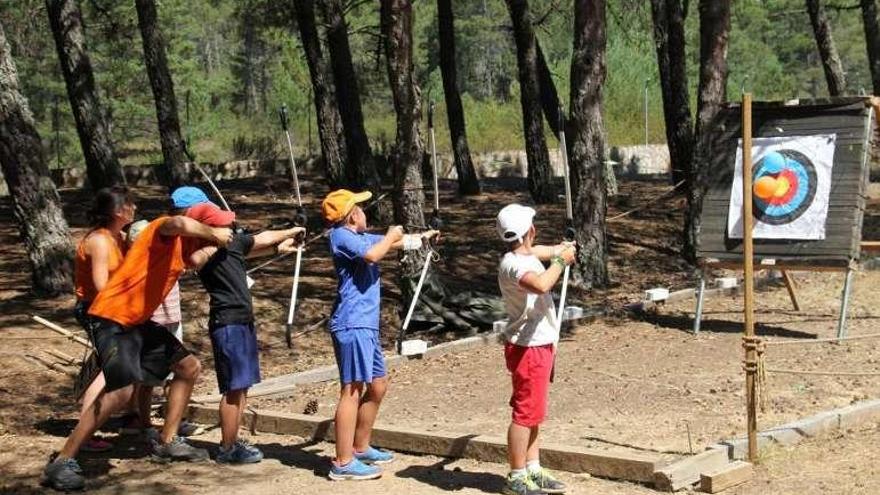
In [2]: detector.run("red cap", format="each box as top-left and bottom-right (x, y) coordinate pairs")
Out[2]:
(184, 202), (235, 227)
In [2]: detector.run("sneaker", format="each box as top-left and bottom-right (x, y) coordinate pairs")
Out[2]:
(503, 473), (547, 495)
(177, 420), (205, 437)
(150, 436), (210, 463)
(41, 457), (85, 492)
(529, 468), (567, 494)
(80, 437), (113, 453)
(328, 457), (382, 481)
(354, 446), (394, 465)
(216, 440), (264, 464)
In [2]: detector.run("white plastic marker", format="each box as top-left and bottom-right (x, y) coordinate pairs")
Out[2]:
(279, 104), (308, 348)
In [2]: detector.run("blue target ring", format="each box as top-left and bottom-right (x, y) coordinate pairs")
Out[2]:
(752, 149), (817, 225)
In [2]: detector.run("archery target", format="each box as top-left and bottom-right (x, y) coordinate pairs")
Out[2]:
(727, 134), (836, 240)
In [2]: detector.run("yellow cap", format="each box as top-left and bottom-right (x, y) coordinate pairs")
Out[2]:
(321, 189), (372, 223)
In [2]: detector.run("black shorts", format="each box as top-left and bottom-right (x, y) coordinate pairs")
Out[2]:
(74, 299), (96, 342)
(91, 316), (191, 392)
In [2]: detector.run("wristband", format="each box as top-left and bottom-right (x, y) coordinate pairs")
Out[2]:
(551, 256), (566, 268)
(402, 234), (421, 251)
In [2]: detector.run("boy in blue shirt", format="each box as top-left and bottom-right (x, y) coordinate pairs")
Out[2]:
(321, 189), (438, 480)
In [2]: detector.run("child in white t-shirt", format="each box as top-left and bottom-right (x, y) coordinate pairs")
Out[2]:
(496, 203), (575, 495)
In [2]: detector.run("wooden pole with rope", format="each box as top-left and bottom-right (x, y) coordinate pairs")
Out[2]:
(741, 93), (758, 463)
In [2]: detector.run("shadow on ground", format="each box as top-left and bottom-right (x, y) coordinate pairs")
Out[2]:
(634, 311), (820, 339)
(395, 457), (506, 494)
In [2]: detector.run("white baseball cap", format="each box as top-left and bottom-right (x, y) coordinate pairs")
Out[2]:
(496, 203), (536, 242)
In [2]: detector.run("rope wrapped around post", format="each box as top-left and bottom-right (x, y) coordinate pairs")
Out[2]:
(742, 335), (767, 413)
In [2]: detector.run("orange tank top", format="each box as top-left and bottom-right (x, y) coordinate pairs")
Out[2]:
(74, 228), (124, 302)
(89, 217), (202, 327)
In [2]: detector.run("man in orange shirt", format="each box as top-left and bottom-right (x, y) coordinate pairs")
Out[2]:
(42, 195), (233, 492)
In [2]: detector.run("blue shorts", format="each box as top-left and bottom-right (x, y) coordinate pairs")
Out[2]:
(332, 328), (386, 385)
(209, 323), (261, 394)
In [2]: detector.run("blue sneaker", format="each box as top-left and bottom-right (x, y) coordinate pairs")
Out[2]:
(216, 439), (264, 464)
(328, 457), (382, 481)
(41, 456), (85, 491)
(354, 446), (394, 464)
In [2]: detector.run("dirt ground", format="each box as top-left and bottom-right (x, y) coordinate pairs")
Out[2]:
(2, 422), (879, 494)
(254, 268), (880, 457)
(1, 175), (879, 493)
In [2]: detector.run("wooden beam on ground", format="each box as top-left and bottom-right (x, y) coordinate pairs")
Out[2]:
(652, 445), (730, 492)
(25, 353), (76, 377)
(46, 348), (80, 366)
(700, 260), (850, 272)
(780, 271), (801, 311)
(699, 460), (753, 493)
(629, 287), (738, 312)
(187, 405), (666, 483)
(862, 241), (880, 252)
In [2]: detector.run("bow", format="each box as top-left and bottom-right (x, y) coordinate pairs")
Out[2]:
(551, 106), (575, 383)
(279, 104), (309, 348)
(396, 101), (442, 354)
(556, 105), (575, 329)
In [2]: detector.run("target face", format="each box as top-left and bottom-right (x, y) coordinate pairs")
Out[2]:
(727, 135), (836, 240)
(751, 150), (818, 225)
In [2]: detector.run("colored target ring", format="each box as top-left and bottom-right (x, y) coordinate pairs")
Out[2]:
(751, 149), (817, 225)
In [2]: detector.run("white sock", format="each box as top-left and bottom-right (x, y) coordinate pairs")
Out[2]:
(526, 460), (541, 474)
(510, 467), (527, 479)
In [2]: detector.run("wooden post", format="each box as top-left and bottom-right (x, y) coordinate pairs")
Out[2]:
(741, 93), (758, 463)
(781, 270), (801, 311)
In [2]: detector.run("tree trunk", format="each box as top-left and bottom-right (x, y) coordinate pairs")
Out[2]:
(504, 0), (555, 204)
(684, 0), (731, 263)
(135, 0), (188, 190)
(536, 42), (565, 138)
(569, 0), (608, 288)
(862, 0), (880, 95)
(436, 0), (481, 195)
(381, 0), (428, 308)
(239, 8), (262, 115)
(650, 0), (694, 186)
(0, 22), (74, 295)
(292, 0), (348, 187)
(806, 0), (847, 96)
(319, 0), (380, 191)
(46, 0), (125, 190)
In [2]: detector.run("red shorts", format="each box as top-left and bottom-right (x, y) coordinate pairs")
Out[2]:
(505, 342), (554, 427)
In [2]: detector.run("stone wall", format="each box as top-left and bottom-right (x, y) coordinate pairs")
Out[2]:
(436, 144), (671, 180)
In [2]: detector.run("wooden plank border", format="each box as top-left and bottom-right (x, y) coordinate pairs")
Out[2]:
(187, 405), (667, 484)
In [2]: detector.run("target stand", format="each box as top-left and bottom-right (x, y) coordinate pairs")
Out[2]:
(694, 97), (876, 339)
